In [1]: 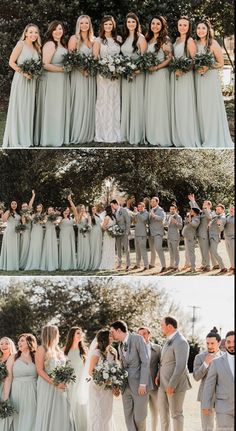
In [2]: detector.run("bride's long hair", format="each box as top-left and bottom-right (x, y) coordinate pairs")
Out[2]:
(96, 329), (116, 359)
(105, 205), (116, 220)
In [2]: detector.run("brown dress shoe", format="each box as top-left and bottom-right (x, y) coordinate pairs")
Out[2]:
(212, 265), (220, 270)
(159, 267), (167, 273)
(218, 268), (228, 274)
(149, 265), (155, 269)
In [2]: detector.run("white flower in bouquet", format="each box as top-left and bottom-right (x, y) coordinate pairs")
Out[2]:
(103, 372), (109, 379)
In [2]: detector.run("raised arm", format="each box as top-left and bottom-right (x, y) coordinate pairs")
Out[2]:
(68, 194), (78, 222)
(28, 190), (36, 209)
(193, 354), (209, 381)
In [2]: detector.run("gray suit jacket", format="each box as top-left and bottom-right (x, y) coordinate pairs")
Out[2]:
(193, 350), (224, 402)
(115, 206), (131, 235)
(182, 215), (200, 240)
(149, 342), (162, 390)
(149, 206), (165, 236)
(134, 210), (149, 237)
(202, 353), (234, 414)
(165, 214), (183, 240)
(189, 199), (212, 239)
(119, 333), (152, 394)
(224, 215), (234, 239)
(208, 214), (226, 241)
(159, 331), (192, 392)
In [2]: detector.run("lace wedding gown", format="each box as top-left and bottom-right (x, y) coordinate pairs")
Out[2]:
(99, 218), (116, 270)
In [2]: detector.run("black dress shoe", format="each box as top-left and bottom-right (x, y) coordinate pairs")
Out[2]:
(218, 268), (228, 274)
(159, 267), (167, 273)
(212, 265), (220, 270)
(149, 265), (155, 269)
(125, 266), (129, 271)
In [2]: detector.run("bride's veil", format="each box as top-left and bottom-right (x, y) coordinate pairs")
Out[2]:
(77, 337), (98, 405)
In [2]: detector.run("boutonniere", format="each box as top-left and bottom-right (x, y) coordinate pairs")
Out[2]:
(118, 210), (122, 216)
(121, 341), (128, 352)
(166, 339), (173, 347)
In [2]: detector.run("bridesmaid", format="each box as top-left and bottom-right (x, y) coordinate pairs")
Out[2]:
(0, 337), (16, 431)
(64, 327), (87, 431)
(40, 207), (59, 271)
(3, 24), (41, 148)
(89, 205), (102, 270)
(3, 334), (37, 431)
(19, 190), (35, 270)
(0, 200), (21, 271)
(171, 16), (201, 147)
(68, 15), (96, 144)
(195, 19), (233, 147)
(77, 204), (91, 271)
(58, 195), (78, 270)
(25, 203), (45, 270)
(35, 325), (74, 431)
(144, 16), (173, 146)
(35, 20), (70, 146)
(93, 15), (122, 143)
(121, 12), (147, 145)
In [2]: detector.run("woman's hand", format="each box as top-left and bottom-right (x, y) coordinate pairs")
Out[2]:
(148, 65), (159, 72)
(175, 69), (184, 77)
(22, 72), (32, 80)
(197, 66), (209, 75)
(56, 382), (67, 390)
(112, 387), (120, 397)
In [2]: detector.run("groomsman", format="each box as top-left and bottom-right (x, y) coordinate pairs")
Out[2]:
(110, 199), (131, 271)
(149, 197), (166, 273)
(224, 205), (234, 272)
(110, 320), (151, 431)
(193, 328), (224, 430)
(165, 204), (183, 271)
(132, 202), (149, 271)
(182, 206), (200, 272)
(138, 327), (162, 431)
(202, 331), (235, 431)
(208, 203), (227, 273)
(157, 316), (191, 431)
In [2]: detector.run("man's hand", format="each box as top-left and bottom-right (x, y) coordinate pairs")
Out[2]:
(166, 386), (174, 396)
(203, 408), (211, 416)
(138, 385), (147, 396)
(204, 354), (214, 366)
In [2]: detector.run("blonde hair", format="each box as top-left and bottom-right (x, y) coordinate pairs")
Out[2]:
(41, 325), (63, 365)
(75, 15), (94, 51)
(20, 23), (41, 54)
(0, 337), (17, 357)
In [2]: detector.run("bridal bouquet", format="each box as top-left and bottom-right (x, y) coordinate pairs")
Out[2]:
(80, 224), (91, 237)
(135, 52), (161, 73)
(18, 58), (42, 78)
(194, 52), (215, 75)
(0, 400), (16, 419)
(33, 213), (45, 224)
(49, 361), (76, 385)
(107, 224), (124, 237)
(62, 188), (74, 200)
(169, 56), (193, 79)
(0, 362), (8, 382)
(92, 360), (128, 391)
(15, 223), (27, 233)
(97, 54), (124, 80)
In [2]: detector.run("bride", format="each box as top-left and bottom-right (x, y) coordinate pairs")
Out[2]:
(99, 205), (116, 270)
(87, 329), (118, 431)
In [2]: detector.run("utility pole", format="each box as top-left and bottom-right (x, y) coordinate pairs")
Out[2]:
(188, 306), (201, 338)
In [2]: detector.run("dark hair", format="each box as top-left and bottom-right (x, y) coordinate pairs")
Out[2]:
(111, 320), (128, 333)
(123, 12), (141, 52)
(44, 20), (66, 48)
(64, 326), (87, 362)
(88, 206), (99, 225)
(34, 203), (44, 213)
(8, 200), (20, 217)
(15, 333), (37, 363)
(61, 206), (71, 219)
(164, 316), (178, 329)
(96, 328), (116, 360)
(110, 199), (118, 205)
(177, 16), (192, 56)
(226, 331), (235, 338)
(138, 326), (150, 334)
(206, 327), (221, 342)
(99, 15), (121, 46)
(195, 18), (214, 51)
(145, 16), (169, 53)
(105, 205), (116, 220)
(170, 203), (177, 209)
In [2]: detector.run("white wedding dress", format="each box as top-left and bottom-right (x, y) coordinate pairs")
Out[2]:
(87, 349), (116, 431)
(99, 218), (116, 270)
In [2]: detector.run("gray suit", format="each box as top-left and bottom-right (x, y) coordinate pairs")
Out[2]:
(208, 214), (226, 269)
(148, 343), (162, 431)
(165, 214), (183, 268)
(134, 210), (149, 268)
(190, 200), (214, 268)
(202, 353), (234, 430)
(158, 331), (192, 431)
(119, 333), (152, 431)
(182, 215), (200, 270)
(149, 206), (166, 268)
(115, 206), (131, 267)
(193, 350), (224, 430)
(224, 214), (234, 268)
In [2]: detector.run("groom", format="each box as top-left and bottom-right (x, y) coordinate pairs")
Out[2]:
(110, 199), (131, 270)
(110, 320), (151, 431)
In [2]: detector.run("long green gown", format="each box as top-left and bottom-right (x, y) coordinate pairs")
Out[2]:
(90, 215), (102, 270)
(19, 221), (32, 270)
(70, 43), (96, 144)
(0, 363), (13, 431)
(59, 218), (77, 270)
(0, 214), (20, 271)
(34, 46), (70, 147)
(144, 44), (172, 146)
(121, 36), (145, 145)
(10, 359), (37, 431)
(3, 42), (39, 148)
(171, 41), (201, 147)
(40, 221), (58, 271)
(25, 219), (44, 270)
(77, 219), (91, 271)
(195, 43), (233, 147)
(67, 349), (87, 431)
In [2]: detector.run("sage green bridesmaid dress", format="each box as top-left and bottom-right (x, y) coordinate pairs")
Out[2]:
(144, 44), (172, 146)
(34, 46), (70, 146)
(89, 215), (102, 270)
(67, 349), (87, 431)
(195, 43), (233, 147)
(171, 41), (201, 147)
(77, 219), (91, 271)
(25, 219), (44, 270)
(10, 359), (37, 431)
(40, 221), (58, 271)
(70, 43), (96, 144)
(121, 36), (145, 145)
(19, 221), (32, 270)
(0, 214), (20, 271)
(0, 366), (13, 431)
(59, 218), (77, 270)
(3, 42), (39, 148)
